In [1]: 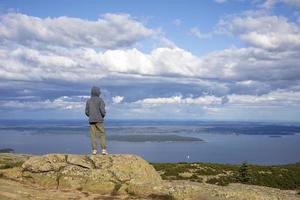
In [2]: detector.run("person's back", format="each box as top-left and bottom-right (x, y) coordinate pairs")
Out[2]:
(85, 86), (107, 155)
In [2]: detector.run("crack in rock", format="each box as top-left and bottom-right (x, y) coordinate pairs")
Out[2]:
(84, 156), (96, 169)
(107, 156), (131, 195)
(55, 155), (69, 190)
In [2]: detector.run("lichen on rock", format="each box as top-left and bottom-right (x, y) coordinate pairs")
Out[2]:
(21, 154), (162, 195)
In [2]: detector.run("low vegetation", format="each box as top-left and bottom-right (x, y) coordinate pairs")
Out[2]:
(0, 161), (24, 169)
(0, 153), (28, 169)
(151, 162), (300, 190)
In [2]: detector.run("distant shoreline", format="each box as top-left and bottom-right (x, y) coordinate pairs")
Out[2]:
(1, 151), (299, 166)
(0, 148), (14, 153)
(0, 151), (299, 166)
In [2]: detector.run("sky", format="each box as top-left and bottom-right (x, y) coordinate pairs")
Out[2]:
(0, 0), (300, 121)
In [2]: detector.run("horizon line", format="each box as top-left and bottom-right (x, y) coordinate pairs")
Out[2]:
(0, 118), (299, 123)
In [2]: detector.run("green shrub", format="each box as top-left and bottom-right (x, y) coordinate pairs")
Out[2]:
(237, 161), (250, 183)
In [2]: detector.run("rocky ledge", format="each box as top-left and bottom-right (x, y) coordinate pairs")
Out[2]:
(22, 154), (161, 195)
(0, 153), (299, 200)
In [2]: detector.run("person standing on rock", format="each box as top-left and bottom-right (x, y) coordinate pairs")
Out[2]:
(85, 86), (107, 155)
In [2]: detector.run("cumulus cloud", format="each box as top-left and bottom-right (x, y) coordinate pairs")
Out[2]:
(0, 95), (88, 110)
(0, 46), (104, 82)
(218, 14), (300, 50)
(1, 42), (300, 90)
(158, 36), (177, 48)
(0, 45), (203, 82)
(189, 27), (211, 39)
(201, 46), (300, 81)
(0, 13), (153, 49)
(112, 96), (124, 104)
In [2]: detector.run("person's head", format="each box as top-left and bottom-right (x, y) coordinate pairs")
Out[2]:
(91, 86), (100, 97)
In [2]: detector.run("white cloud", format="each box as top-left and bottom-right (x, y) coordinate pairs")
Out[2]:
(254, 0), (300, 11)
(259, 0), (278, 10)
(100, 48), (155, 75)
(218, 14), (300, 50)
(228, 89), (300, 106)
(0, 45), (205, 82)
(283, 0), (300, 8)
(1, 43), (300, 86)
(132, 89), (300, 108)
(0, 13), (153, 49)
(149, 47), (202, 76)
(134, 95), (223, 105)
(0, 46), (104, 82)
(112, 96), (124, 104)
(200, 46), (300, 82)
(0, 95), (89, 110)
(189, 27), (211, 39)
(158, 36), (177, 48)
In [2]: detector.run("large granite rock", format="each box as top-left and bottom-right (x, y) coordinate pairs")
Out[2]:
(21, 154), (162, 195)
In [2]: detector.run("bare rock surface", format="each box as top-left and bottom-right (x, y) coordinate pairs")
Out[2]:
(0, 179), (157, 200)
(0, 153), (299, 200)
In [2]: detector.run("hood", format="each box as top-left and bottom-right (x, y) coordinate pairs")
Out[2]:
(91, 86), (100, 97)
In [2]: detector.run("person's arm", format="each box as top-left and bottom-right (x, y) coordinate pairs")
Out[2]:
(85, 100), (89, 117)
(99, 99), (106, 118)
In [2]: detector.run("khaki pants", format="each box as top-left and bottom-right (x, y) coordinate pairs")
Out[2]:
(90, 122), (106, 150)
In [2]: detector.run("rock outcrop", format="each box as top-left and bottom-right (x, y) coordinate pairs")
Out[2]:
(21, 154), (162, 195)
(0, 153), (299, 200)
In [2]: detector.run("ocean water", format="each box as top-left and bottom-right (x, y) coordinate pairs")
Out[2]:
(0, 120), (300, 165)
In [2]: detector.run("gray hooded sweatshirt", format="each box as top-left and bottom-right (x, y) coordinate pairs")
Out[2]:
(85, 86), (106, 123)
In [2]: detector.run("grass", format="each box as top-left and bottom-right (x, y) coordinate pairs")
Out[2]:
(0, 161), (24, 169)
(151, 162), (300, 190)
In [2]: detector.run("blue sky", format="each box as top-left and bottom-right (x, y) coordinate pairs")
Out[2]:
(0, 0), (300, 121)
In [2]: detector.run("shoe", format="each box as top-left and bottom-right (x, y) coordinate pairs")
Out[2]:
(92, 150), (97, 155)
(102, 149), (107, 155)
